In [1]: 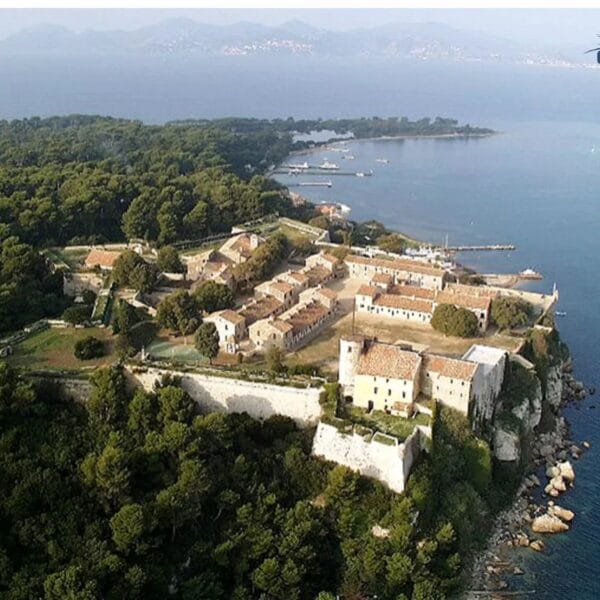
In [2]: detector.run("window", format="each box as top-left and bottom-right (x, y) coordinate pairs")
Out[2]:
(402, 391), (406, 399)
(374, 387), (378, 394)
(347, 346), (352, 353)
(388, 389), (392, 396)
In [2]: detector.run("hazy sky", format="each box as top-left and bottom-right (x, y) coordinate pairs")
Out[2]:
(0, 8), (598, 49)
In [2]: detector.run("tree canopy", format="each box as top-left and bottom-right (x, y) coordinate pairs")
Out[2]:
(431, 304), (479, 338)
(156, 290), (200, 337)
(491, 297), (532, 330)
(194, 322), (220, 362)
(192, 280), (234, 314)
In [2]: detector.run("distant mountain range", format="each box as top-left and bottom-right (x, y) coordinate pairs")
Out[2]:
(0, 18), (587, 66)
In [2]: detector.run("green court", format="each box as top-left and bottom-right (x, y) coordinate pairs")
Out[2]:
(146, 340), (208, 363)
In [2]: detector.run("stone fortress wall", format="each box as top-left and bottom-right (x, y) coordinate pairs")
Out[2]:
(129, 367), (322, 427)
(312, 422), (430, 493)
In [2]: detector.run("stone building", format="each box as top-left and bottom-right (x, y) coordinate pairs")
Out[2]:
(84, 248), (122, 271)
(339, 336), (506, 421)
(355, 285), (434, 325)
(204, 309), (247, 354)
(345, 254), (447, 289)
(219, 232), (261, 264)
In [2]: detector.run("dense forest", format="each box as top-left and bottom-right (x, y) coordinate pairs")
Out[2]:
(0, 364), (508, 599)
(0, 115), (300, 248)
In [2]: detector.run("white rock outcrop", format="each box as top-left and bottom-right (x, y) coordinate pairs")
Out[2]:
(493, 427), (521, 462)
(548, 505), (575, 522)
(531, 514), (569, 534)
(557, 461), (575, 482)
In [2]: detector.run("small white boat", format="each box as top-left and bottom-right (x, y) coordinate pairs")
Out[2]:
(556, 311), (567, 317)
(376, 158), (390, 164)
(319, 160), (340, 170)
(519, 268), (543, 280)
(355, 170), (373, 177)
(287, 161), (309, 169)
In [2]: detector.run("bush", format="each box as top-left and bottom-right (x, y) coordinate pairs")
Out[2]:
(265, 345), (286, 373)
(376, 233), (408, 254)
(192, 280), (234, 314)
(74, 336), (104, 360)
(431, 304), (479, 338)
(62, 304), (92, 325)
(491, 296), (532, 330)
(156, 245), (183, 273)
(81, 289), (97, 305)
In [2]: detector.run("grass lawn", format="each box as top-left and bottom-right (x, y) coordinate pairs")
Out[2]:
(348, 405), (431, 441)
(46, 247), (89, 270)
(5, 327), (116, 371)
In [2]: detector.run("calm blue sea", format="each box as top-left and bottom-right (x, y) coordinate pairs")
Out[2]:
(1, 52), (599, 598)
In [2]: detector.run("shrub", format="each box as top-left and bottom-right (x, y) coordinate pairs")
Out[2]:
(376, 233), (408, 254)
(192, 280), (234, 314)
(81, 289), (97, 305)
(491, 297), (532, 330)
(265, 345), (286, 373)
(62, 304), (92, 325)
(74, 336), (104, 360)
(194, 322), (219, 362)
(431, 303), (479, 338)
(156, 245), (183, 273)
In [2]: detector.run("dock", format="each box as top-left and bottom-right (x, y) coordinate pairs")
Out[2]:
(445, 244), (516, 252)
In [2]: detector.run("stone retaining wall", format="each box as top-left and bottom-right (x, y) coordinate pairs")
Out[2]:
(129, 367), (322, 426)
(311, 421), (425, 493)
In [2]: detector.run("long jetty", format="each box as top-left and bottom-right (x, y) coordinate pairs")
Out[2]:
(444, 244), (516, 252)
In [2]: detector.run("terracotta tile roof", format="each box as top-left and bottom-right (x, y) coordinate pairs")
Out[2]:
(391, 284), (436, 300)
(285, 300), (329, 335)
(316, 287), (338, 301)
(302, 265), (332, 285)
(374, 294), (434, 314)
(357, 285), (379, 297)
(371, 273), (393, 284)
(204, 261), (230, 273)
(423, 354), (478, 380)
(357, 343), (422, 380)
(270, 281), (295, 295)
(84, 248), (122, 269)
(271, 319), (294, 334)
(345, 254), (446, 277)
(239, 297), (283, 324)
(283, 271), (310, 284)
(321, 252), (341, 265)
(435, 290), (492, 311)
(215, 309), (245, 325)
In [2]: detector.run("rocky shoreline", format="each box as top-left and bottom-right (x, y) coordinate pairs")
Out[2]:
(467, 359), (593, 597)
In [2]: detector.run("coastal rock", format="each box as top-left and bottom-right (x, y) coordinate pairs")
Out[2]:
(583, 440), (591, 449)
(493, 427), (520, 462)
(530, 474), (541, 487)
(548, 505), (575, 522)
(546, 465), (560, 478)
(530, 539), (545, 552)
(545, 365), (564, 410)
(539, 444), (554, 459)
(531, 514), (569, 534)
(550, 476), (567, 493)
(557, 461), (575, 482)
